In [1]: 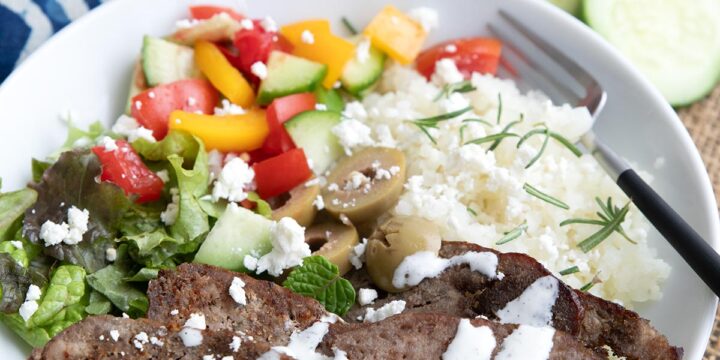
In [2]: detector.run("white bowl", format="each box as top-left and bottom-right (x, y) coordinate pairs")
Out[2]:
(0, 0), (717, 358)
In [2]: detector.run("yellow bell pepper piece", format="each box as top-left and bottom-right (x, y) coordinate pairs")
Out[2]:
(280, 19), (331, 45)
(280, 20), (355, 88)
(363, 5), (427, 65)
(169, 108), (269, 152)
(194, 40), (255, 108)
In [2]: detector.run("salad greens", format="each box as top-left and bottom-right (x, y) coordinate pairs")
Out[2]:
(0, 253), (48, 314)
(283, 256), (356, 315)
(0, 188), (37, 242)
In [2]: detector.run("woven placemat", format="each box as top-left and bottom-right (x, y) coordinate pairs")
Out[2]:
(676, 85), (720, 359)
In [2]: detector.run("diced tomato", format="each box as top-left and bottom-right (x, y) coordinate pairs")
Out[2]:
(131, 79), (219, 140)
(415, 38), (502, 80)
(189, 5), (244, 21)
(230, 26), (294, 84)
(253, 148), (312, 199)
(262, 93), (316, 155)
(92, 140), (164, 203)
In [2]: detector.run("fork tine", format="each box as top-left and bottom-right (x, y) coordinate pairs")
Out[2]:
(498, 10), (596, 88)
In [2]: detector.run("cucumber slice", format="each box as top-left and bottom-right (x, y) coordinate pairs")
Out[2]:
(193, 203), (273, 272)
(257, 51), (328, 106)
(142, 36), (200, 87)
(284, 111), (344, 174)
(314, 87), (345, 112)
(584, 0), (720, 106)
(124, 59), (147, 114)
(341, 38), (386, 96)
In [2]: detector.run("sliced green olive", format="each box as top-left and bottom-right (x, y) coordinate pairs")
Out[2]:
(305, 223), (360, 275)
(365, 216), (441, 292)
(322, 147), (406, 224)
(270, 182), (320, 227)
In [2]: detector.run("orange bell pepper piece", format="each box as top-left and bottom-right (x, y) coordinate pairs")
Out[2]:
(168, 108), (269, 152)
(280, 20), (355, 88)
(363, 5), (428, 64)
(194, 40), (254, 108)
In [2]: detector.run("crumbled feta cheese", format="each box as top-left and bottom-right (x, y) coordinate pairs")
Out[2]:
(184, 313), (207, 330)
(349, 238), (367, 269)
(433, 58), (464, 85)
(155, 170), (170, 183)
(150, 336), (163, 347)
(260, 16), (277, 32)
(313, 195), (325, 210)
(19, 300), (38, 322)
(133, 332), (149, 350)
(229, 277), (247, 306)
(327, 183), (340, 192)
(301, 30), (315, 44)
(134, 100), (143, 110)
(40, 220), (69, 247)
(111, 115), (156, 142)
(355, 37), (371, 63)
(363, 300), (406, 322)
(179, 328), (203, 347)
(244, 254), (259, 271)
(170, 309), (179, 316)
(187, 97), (197, 106)
(202, 355), (214, 360)
(374, 168), (391, 180)
(230, 335), (242, 352)
(214, 99), (245, 116)
(346, 171), (370, 191)
(339, 214), (352, 226)
(332, 119), (374, 155)
(110, 330), (120, 341)
(148, 91), (156, 99)
(357, 288), (378, 305)
(315, 103), (328, 111)
(134, 127), (157, 143)
(221, 356), (233, 360)
(445, 44), (457, 53)
(251, 61), (268, 80)
(99, 335), (105, 341)
(342, 101), (368, 121)
(408, 7), (439, 32)
(99, 136), (118, 152)
(26, 284), (41, 302)
(106, 247), (117, 262)
(67, 206), (89, 233)
(240, 18), (254, 30)
(212, 158), (255, 202)
(9, 241), (23, 250)
(122, 313), (129, 318)
(255, 217), (311, 276)
(161, 188), (180, 226)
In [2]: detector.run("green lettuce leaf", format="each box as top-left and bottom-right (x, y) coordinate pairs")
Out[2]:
(117, 203), (164, 237)
(0, 188), (37, 242)
(49, 121), (107, 160)
(132, 130), (200, 165)
(86, 245), (148, 317)
(1, 313), (52, 348)
(84, 290), (112, 315)
(283, 256), (356, 315)
(27, 265), (87, 328)
(0, 254), (49, 314)
(122, 230), (202, 268)
(31, 159), (52, 184)
(23, 150), (132, 272)
(0, 241), (29, 268)
(167, 150), (209, 242)
(124, 268), (160, 282)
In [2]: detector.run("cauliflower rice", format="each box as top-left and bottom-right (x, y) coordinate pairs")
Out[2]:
(336, 61), (670, 307)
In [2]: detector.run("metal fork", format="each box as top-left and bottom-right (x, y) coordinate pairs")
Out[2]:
(489, 10), (720, 296)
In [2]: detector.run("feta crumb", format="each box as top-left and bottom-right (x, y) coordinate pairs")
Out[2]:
(301, 30), (315, 44)
(215, 99), (246, 116)
(244, 254), (259, 271)
(212, 158), (255, 202)
(389, 166), (401, 176)
(333, 81), (342, 89)
(202, 355), (214, 360)
(67, 206), (89, 233)
(40, 220), (69, 247)
(170, 309), (179, 316)
(408, 7), (439, 32)
(229, 277), (247, 306)
(26, 284), (41, 302)
(111, 115), (156, 142)
(122, 313), (129, 318)
(155, 170), (170, 183)
(332, 119), (374, 155)
(240, 18), (254, 30)
(9, 241), (23, 250)
(19, 300), (38, 322)
(185, 313), (207, 330)
(99, 335), (105, 341)
(106, 247), (117, 262)
(433, 58), (464, 85)
(110, 330), (120, 341)
(134, 127), (157, 143)
(349, 238), (367, 269)
(150, 336), (163, 347)
(255, 217), (311, 276)
(148, 91), (156, 99)
(363, 300), (406, 322)
(161, 188), (180, 226)
(179, 328), (203, 347)
(355, 37), (371, 63)
(315, 103), (328, 111)
(445, 44), (457, 53)
(99, 136), (118, 152)
(260, 16), (277, 32)
(221, 356), (233, 360)
(230, 335), (242, 352)
(375, 168), (391, 180)
(133, 332), (149, 350)
(327, 183), (339, 192)
(339, 214), (352, 226)
(357, 288), (378, 306)
(187, 97), (197, 106)
(313, 195), (325, 210)
(134, 100), (143, 110)
(251, 61), (268, 79)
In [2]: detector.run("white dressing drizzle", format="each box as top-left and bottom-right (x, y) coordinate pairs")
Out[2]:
(441, 319), (495, 360)
(496, 275), (559, 327)
(393, 251), (500, 289)
(495, 325), (555, 360)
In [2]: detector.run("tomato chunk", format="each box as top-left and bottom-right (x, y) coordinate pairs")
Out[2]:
(92, 140), (164, 203)
(189, 5), (244, 21)
(415, 38), (502, 80)
(229, 24), (294, 84)
(131, 79), (219, 140)
(262, 93), (316, 155)
(253, 148), (312, 199)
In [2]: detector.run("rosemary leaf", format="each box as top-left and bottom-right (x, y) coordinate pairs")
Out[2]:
(559, 266), (580, 276)
(496, 222), (527, 245)
(462, 118), (494, 127)
(579, 281), (595, 292)
(577, 203), (630, 252)
(459, 124), (467, 144)
(488, 116), (524, 152)
(465, 132), (519, 146)
(516, 128), (547, 147)
(413, 123), (438, 144)
(434, 80), (476, 101)
(496, 93), (503, 124)
(467, 207), (477, 216)
(524, 131), (550, 169)
(548, 132), (582, 157)
(341, 17), (358, 35)
(559, 218), (606, 227)
(414, 106), (473, 125)
(523, 183), (570, 210)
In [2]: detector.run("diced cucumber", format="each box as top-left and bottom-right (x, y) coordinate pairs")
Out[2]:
(257, 51), (328, 106)
(584, 0), (720, 106)
(142, 36), (200, 87)
(124, 59), (147, 114)
(314, 87), (344, 112)
(284, 111), (343, 174)
(193, 203), (272, 272)
(340, 37), (386, 96)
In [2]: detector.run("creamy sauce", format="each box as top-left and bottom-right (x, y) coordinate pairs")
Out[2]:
(393, 251), (500, 289)
(495, 325), (555, 360)
(496, 276), (558, 327)
(442, 319), (495, 360)
(258, 316), (346, 360)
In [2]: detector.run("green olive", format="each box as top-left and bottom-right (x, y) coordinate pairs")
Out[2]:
(270, 182), (320, 227)
(322, 147), (406, 224)
(305, 223), (359, 275)
(365, 216), (442, 292)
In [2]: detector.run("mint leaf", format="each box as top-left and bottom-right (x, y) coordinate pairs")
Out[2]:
(283, 256), (355, 315)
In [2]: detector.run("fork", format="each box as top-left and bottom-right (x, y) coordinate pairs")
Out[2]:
(489, 10), (720, 296)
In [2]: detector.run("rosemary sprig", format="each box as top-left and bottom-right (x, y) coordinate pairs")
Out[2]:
(411, 106), (473, 144)
(496, 93), (503, 124)
(496, 222), (528, 245)
(579, 273), (602, 292)
(467, 207), (478, 216)
(462, 118), (494, 126)
(523, 183), (569, 210)
(434, 80), (476, 101)
(464, 132), (519, 146)
(559, 266), (580, 276)
(488, 114), (524, 152)
(341, 17), (358, 35)
(516, 124), (582, 169)
(560, 197), (636, 252)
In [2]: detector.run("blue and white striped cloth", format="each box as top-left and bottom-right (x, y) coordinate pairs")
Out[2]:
(0, 0), (108, 82)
